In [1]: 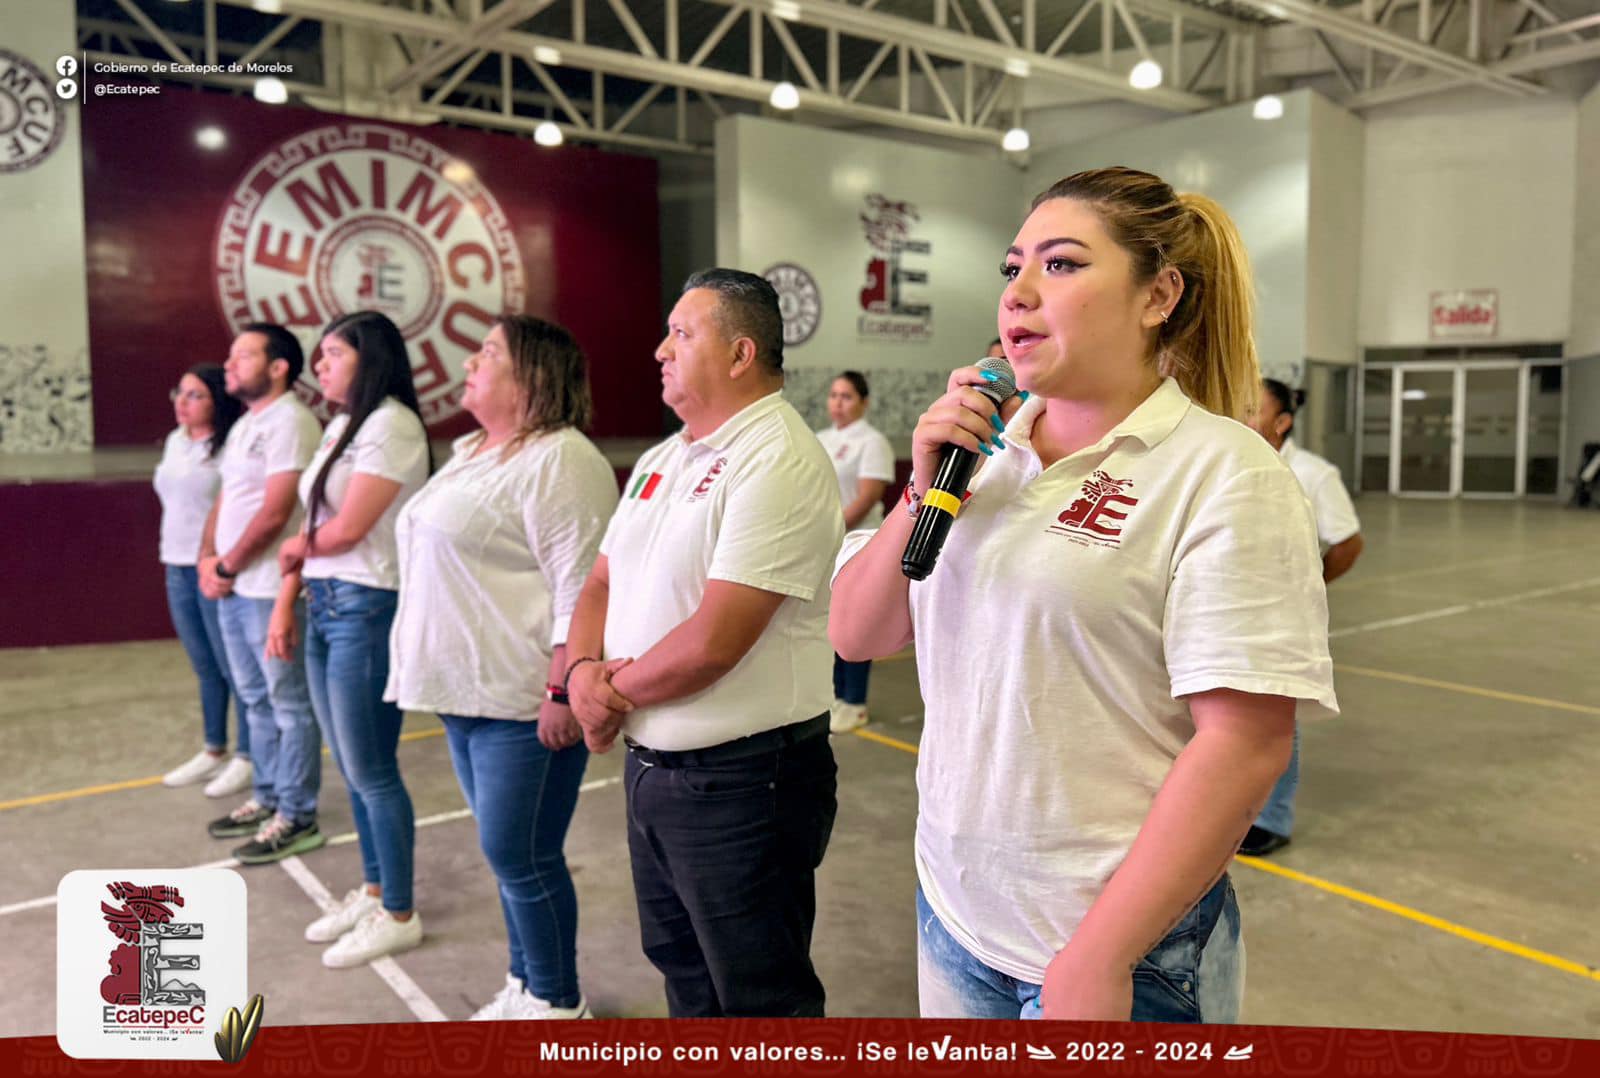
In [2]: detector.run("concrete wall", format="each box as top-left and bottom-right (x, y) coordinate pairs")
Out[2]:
(0, 0), (94, 453)
(1359, 92), (1577, 348)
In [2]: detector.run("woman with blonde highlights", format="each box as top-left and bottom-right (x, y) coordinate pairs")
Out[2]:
(831, 167), (1336, 1022)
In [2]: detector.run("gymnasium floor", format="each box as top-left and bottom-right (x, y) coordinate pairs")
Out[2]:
(2, 497), (1597, 1037)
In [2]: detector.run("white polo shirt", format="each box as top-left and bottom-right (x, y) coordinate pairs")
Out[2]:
(1280, 438), (1361, 553)
(839, 377), (1337, 985)
(386, 427), (619, 721)
(600, 391), (844, 751)
(215, 393), (322, 600)
(815, 417), (896, 529)
(298, 398), (431, 590)
(154, 427), (221, 566)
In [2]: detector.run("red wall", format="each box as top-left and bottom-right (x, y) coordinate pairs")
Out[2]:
(82, 92), (662, 446)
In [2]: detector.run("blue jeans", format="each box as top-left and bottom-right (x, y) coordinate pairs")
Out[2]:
(442, 715), (588, 1007)
(216, 594), (320, 823)
(304, 579), (413, 913)
(832, 655), (871, 706)
(164, 564), (247, 756)
(916, 876), (1244, 1022)
(1255, 724), (1300, 837)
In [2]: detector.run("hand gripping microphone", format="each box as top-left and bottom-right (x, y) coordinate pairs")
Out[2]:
(901, 356), (1017, 581)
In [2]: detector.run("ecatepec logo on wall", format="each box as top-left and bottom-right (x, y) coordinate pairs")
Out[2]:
(857, 194), (932, 342)
(57, 869), (248, 1060)
(763, 263), (822, 348)
(0, 49), (67, 174)
(214, 123), (526, 424)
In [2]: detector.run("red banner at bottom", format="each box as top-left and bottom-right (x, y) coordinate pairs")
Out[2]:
(8, 1020), (1592, 1075)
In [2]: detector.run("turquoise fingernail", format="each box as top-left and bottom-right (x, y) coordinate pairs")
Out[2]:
(992, 435), (1005, 450)
(990, 414), (1005, 433)
(1018, 390), (1031, 402)
(979, 442), (994, 456)
(980, 370), (1000, 381)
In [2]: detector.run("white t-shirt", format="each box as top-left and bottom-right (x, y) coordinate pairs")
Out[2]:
(837, 378), (1337, 985)
(154, 427), (222, 566)
(298, 398), (431, 590)
(386, 427), (618, 721)
(1281, 438), (1361, 553)
(815, 417), (896, 529)
(215, 393), (322, 600)
(600, 392), (844, 751)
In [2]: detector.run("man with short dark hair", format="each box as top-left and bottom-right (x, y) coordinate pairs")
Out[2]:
(566, 269), (843, 1017)
(199, 324), (324, 864)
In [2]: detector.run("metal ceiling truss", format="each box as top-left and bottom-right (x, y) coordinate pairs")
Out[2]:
(74, 0), (1600, 155)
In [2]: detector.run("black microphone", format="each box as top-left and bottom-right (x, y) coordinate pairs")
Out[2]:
(901, 356), (1017, 581)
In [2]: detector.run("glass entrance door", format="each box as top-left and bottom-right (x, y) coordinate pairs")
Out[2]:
(1396, 369), (1456, 495)
(1460, 367), (1520, 496)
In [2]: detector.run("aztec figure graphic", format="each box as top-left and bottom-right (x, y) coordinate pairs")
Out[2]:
(98, 882), (205, 1007)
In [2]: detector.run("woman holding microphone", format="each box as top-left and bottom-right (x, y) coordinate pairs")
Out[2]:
(831, 167), (1337, 1022)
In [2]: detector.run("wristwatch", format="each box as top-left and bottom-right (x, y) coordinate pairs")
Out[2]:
(214, 559), (238, 580)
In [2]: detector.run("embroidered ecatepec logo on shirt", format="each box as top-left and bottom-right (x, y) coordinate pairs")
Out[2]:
(687, 456), (729, 502)
(627, 471), (664, 500)
(1049, 470), (1138, 547)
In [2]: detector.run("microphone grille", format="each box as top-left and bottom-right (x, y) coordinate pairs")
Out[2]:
(975, 355), (1018, 405)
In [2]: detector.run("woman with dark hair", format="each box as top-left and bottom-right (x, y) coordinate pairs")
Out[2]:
(386, 315), (617, 1020)
(265, 310), (431, 968)
(1242, 377), (1363, 857)
(815, 370), (894, 733)
(157, 363), (254, 798)
(832, 168), (1336, 1022)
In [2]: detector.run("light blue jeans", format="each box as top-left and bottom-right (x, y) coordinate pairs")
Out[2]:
(1254, 724), (1300, 838)
(916, 877), (1244, 1022)
(164, 564), (246, 756)
(304, 579), (413, 913)
(216, 594), (321, 824)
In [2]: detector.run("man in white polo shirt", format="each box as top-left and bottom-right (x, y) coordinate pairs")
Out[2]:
(566, 269), (844, 1017)
(198, 323), (325, 865)
(1242, 377), (1363, 857)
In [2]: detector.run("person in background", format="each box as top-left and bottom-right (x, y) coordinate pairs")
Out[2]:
(815, 371), (895, 734)
(567, 268), (843, 1018)
(199, 324), (324, 865)
(267, 311), (431, 968)
(986, 338), (1005, 359)
(387, 315), (616, 1021)
(1240, 377), (1364, 857)
(156, 364), (252, 798)
(831, 167), (1336, 1022)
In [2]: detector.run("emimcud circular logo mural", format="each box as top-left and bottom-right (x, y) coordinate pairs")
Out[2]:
(214, 124), (525, 424)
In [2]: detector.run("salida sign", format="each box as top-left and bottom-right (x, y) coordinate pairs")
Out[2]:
(1429, 289), (1497, 341)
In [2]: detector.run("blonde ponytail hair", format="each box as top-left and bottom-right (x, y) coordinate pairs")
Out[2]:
(1030, 168), (1260, 422)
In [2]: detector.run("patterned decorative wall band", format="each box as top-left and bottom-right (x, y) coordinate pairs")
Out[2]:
(783, 365), (950, 443)
(0, 343), (94, 452)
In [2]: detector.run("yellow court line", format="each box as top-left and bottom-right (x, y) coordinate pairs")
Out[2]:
(1236, 855), (1600, 982)
(0, 726), (445, 813)
(848, 724), (1600, 984)
(1335, 664), (1600, 717)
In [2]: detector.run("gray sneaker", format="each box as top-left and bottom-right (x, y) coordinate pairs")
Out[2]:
(207, 799), (273, 838)
(232, 815), (325, 865)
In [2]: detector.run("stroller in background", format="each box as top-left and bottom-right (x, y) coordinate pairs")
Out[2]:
(1571, 443), (1600, 508)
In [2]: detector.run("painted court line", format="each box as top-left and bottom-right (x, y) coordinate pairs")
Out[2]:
(1337, 540), (1600, 591)
(846, 726), (1600, 983)
(1328, 577), (1600, 639)
(0, 776), (622, 919)
(277, 854), (448, 1023)
(0, 726), (448, 813)
(1335, 664), (1600, 717)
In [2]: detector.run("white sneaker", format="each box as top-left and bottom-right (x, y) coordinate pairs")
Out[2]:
(203, 756), (254, 798)
(830, 703), (868, 734)
(321, 908), (423, 969)
(506, 990), (593, 1020)
(305, 888), (382, 943)
(163, 749), (224, 787)
(470, 974), (529, 1021)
